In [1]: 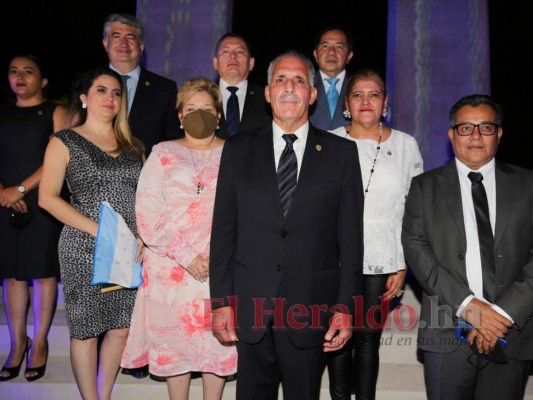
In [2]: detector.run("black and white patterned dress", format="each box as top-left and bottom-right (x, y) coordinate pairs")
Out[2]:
(54, 129), (142, 339)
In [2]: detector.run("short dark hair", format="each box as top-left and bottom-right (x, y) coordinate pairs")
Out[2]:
(449, 94), (503, 127)
(313, 25), (353, 51)
(214, 33), (252, 56)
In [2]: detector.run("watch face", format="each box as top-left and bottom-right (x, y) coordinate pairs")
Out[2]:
(18, 185), (26, 193)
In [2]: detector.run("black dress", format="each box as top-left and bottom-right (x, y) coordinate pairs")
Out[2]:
(54, 129), (142, 339)
(0, 100), (62, 280)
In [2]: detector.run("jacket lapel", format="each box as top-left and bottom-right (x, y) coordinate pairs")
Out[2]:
(252, 127), (283, 217)
(438, 162), (467, 245)
(494, 162), (513, 248)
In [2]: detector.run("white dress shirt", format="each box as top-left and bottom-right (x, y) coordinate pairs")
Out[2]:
(219, 78), (248, 120)
(455, 158), (513, 321)
(273, 121), (308, 179)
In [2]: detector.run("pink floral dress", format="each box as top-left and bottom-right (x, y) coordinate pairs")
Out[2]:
(121, 140), (237, 377)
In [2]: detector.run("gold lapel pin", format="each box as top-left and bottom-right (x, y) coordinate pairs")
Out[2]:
(316, 144), (322, 152)
(145, 81), (151, 87)
(387, 150), (392, 156)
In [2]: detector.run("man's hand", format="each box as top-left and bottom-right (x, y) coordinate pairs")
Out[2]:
(323, 312), (352, 352)
(461, 298), (511, 347)
(212, 305), (238, 345)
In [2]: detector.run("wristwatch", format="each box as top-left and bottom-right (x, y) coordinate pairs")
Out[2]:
(17, 184), (26, 195)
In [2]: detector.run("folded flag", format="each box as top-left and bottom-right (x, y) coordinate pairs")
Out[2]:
(91, 201), (143, 289)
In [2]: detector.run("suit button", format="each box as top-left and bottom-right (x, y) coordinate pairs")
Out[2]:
(277, 265), (281, 271)
(458, 254), (464, 260)
(281, 231), (288, 238)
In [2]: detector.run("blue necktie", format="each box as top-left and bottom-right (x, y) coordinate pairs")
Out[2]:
(226, 86), (240, 136)
(325, 77), (340, 119)
(277, 134), (298, 217)
(468, 172), (495, 302)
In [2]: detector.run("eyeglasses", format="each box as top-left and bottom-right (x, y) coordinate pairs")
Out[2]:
(452, 123), (499, 136)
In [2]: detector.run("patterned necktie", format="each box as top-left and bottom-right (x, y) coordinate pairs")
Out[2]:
(277, 134), (298, 217)
(325, 77), (340, 119)
(226, 86), (240, 136)
(468, 172), (496, 302)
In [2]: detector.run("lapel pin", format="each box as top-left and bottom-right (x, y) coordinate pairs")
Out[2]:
(145, 81), (151, 87)
(250, 90), (255, 95)
(387, 150), (392, 156)
(316, 144), (322, 152)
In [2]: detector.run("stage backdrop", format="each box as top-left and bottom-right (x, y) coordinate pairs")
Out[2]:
(137, 0), (232, 87)
(386, 0), (490, 170)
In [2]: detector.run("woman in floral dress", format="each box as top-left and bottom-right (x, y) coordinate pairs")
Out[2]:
(121, 77), (237, 400)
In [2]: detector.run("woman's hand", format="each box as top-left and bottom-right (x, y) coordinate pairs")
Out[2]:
(10, 199), (28, 214)
(382, 269), (407, 301)
(186, 255), (209, 282)
(0, 186), (24, 208)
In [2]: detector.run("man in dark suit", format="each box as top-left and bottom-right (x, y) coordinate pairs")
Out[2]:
(102, 13), (180, 157)
(309, 25), (353, 131)
(213, 33), (271, 138)
(402, 94), (533, 399)
(210, 50), (364, 399)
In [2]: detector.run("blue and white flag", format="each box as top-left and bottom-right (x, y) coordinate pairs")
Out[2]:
(91, 202), (143, 289)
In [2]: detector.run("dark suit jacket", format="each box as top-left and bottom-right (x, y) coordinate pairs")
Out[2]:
(309, 71), (350, 131)
(210, 124), (364, 348)
(402, 161), (533, 359)
(217, 80), (271, 139)
(129, 68), (180, 156)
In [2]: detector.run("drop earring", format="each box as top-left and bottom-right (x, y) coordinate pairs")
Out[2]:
(82, 102), (87, 109)
(343, 109), (351, 119)
(382, 105), (388, 117)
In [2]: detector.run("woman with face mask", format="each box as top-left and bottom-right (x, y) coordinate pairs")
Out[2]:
(121, 77), (236, 399)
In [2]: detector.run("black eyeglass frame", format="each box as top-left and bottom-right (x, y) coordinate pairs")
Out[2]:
(452, 122), (500, 136)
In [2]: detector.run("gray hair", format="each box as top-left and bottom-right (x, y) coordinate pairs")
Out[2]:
(103, 13), (145, 45)
(266, 50), (315, 86)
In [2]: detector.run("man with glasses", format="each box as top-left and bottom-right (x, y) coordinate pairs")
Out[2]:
(213, 33), (271, 138)
(402, 94), (533, 399)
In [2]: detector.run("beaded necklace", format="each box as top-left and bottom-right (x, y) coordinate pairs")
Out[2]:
(346, 122), (383, 198)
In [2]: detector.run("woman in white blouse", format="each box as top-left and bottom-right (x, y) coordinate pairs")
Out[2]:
(327, 69), (424, 400)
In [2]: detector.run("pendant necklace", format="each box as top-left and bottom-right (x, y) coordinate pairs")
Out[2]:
(346, 122), (383, 198)
(185, 135), (217, 194)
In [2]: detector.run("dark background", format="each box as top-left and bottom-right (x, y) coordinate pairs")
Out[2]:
(0, 0), (530, 169)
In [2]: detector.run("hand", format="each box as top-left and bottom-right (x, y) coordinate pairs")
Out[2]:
(212, 306), (238, 344)
(461, 298), (511, 347)
(323, 312), (352, 352)
(466, 327), (494, 354)
(11, 199), (28, 214)
(135, 235), (145, 263)
(0, 186), (24, 208)
(186, 255), (209, 282)
(382, 269), (407, 301)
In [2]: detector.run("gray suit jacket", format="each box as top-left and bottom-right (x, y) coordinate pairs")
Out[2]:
(309, 71), (349, 131)
(402, 160), (533, 360)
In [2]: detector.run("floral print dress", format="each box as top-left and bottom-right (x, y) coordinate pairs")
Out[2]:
(121, 140), (237, 377)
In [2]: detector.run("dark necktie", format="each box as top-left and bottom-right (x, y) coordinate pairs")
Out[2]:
(277, 134), (298, 217)
(226, 86), (240, 136)
(468, 172), (496, 302)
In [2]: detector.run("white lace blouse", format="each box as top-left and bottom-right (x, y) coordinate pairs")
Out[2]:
(330, 127), (424, 274)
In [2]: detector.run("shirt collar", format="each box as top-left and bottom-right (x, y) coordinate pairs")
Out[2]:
(319, 70), (346, 85)
(108, 64), (141, 81)
(455, 157), (496, 179)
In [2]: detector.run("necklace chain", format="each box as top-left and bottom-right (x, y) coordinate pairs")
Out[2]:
(346, 122), (383, 198)
(184, 136), (217, 194)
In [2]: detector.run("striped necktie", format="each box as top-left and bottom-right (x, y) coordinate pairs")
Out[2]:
(277, 134), (298, 217)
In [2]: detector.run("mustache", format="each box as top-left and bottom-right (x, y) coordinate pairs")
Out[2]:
(279, 94), (300, 102)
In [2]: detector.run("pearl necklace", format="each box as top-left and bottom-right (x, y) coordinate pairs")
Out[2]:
(184, 135), (217, 194)
(346, 122), (383, 198)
